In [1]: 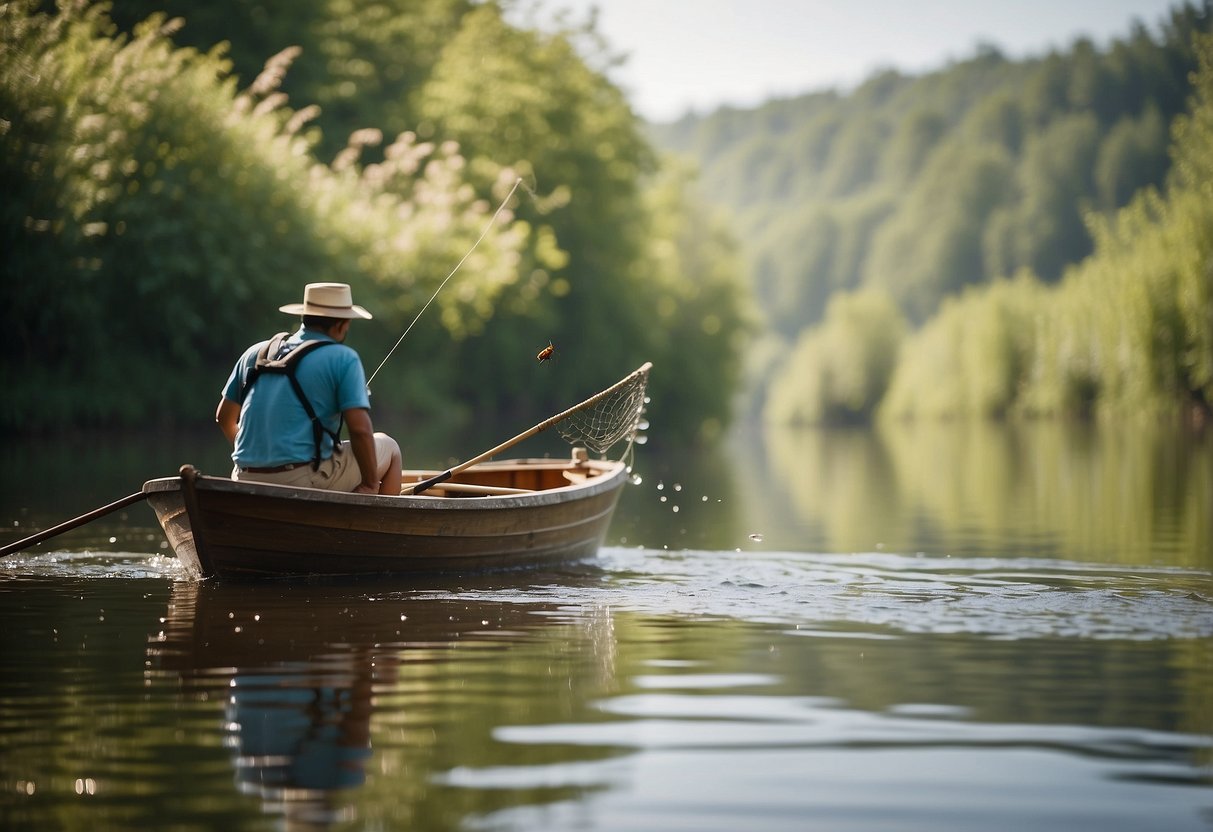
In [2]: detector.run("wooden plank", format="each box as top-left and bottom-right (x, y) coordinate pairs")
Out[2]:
(422, 482), (536, 496)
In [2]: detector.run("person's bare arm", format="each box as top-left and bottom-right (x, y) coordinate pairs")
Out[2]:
(344, 407), (381, 493)
(215, 398), (240, 445)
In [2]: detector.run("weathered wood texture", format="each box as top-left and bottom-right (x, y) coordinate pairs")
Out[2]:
(144, 458), (627, 579)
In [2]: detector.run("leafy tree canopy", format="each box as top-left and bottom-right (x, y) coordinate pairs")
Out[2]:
(2, 0), (751, 445)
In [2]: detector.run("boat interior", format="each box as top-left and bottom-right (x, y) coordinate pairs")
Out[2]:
(400, 449), (613, 497)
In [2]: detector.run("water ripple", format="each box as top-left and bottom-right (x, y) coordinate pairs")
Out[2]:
(440, 548), (1213, 641)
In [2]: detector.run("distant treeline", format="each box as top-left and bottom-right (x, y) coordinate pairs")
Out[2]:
(0, 1), (751, 442)
(652, 3), (1212, 425)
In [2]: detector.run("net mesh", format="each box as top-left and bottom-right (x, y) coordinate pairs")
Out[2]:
(555, 363), (650, 457)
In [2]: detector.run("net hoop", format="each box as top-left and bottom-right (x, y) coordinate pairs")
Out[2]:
(552, 361), (651, 459)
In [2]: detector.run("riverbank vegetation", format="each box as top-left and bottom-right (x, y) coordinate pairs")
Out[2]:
(651, 4), (1211, 426)
(804, 29), (1213, 425)
(5, 1), (1210, 440)
(1, 1), (751, 441)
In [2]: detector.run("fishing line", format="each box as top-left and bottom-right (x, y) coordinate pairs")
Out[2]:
(367, 176), (528, 387)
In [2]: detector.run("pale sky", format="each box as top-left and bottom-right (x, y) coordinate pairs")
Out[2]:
(532, 0), (1187, 121)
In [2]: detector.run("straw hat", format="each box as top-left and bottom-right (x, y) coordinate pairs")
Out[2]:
(279, 283), (372, 319)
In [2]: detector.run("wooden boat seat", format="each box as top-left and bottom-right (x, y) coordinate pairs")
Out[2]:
(411, 482), (535, 497)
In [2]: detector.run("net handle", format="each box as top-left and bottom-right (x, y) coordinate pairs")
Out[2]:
(406, 362), (651, 495)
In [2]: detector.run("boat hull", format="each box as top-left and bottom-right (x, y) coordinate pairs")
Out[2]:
(143, 458), (627, 579)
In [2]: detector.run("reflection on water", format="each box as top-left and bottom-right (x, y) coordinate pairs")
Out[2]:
(1, 552), (1210, 831)
(1, 421), (1211, 830)
(155, 583), (388, 828)
(2, 421), (1208, 571)
(723, 420), (1211, 567)
(145, 576), (623, 830)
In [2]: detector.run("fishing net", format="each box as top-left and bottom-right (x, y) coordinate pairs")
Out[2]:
(554, 362), (651, 457)
(406, 363), (651, 494)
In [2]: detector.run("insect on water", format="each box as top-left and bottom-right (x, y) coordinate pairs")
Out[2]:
(536, 341), (555, 362)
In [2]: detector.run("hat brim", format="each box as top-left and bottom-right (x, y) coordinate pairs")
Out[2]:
(279, 302), (373, 320)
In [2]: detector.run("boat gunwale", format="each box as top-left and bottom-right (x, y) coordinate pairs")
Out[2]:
(142, 457), (628, 511)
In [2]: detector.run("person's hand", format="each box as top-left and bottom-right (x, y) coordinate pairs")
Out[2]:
(354, 482), (379, 495)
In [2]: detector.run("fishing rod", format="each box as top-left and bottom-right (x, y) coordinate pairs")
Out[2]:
(366, 176), (526, 387)
(2, 180), (528, 557)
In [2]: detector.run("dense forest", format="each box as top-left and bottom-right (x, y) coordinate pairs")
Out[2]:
(0, 0), (751, 443)
(651, 3), (1212, 425)
(5, 2), (1211, 444)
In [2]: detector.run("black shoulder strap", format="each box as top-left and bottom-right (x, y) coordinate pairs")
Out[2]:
(237, 333), (343, 471)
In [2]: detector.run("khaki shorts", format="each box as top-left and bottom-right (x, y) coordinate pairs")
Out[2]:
(233, 435), (396, 492)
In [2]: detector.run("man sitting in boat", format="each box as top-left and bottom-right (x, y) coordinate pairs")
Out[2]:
(215, 282), (402, 495)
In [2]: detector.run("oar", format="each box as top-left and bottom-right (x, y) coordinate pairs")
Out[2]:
(0, 491), (149, 557)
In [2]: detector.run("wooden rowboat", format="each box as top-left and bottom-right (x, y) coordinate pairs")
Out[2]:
(0, 364), (649, 572)
(141, 362), (652, 580)
(143, 452), (629, 580)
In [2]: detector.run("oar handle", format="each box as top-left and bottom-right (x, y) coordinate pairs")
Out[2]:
(0, 491), (148, 557)
(410, 469), (453, 495)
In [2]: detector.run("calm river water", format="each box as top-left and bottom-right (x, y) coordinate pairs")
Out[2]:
(1, 421), (1210, 831)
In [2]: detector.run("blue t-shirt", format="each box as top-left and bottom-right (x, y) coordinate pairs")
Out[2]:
(222, 327), (371, 468)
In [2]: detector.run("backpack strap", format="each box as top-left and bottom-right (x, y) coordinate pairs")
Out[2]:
(237, 332), (290, 404)
(238, 333), (342, 471)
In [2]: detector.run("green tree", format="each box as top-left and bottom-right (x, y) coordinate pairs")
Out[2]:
(983, 113), (1101, 281)
(765, 289), (905, 425)
(879, 108), (947, 185)
(3, 1), (752, 442)
(1093, 106), (1170, 211)
(864, 140), (1015, 321)
(0, 1), (526, 429)
(648, 3), (1209, 417)
(884, 31), (1213, 423)
(637, 160), (755, 441)
(108, 0), (474, 162)
(413, 5), (671, 421)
